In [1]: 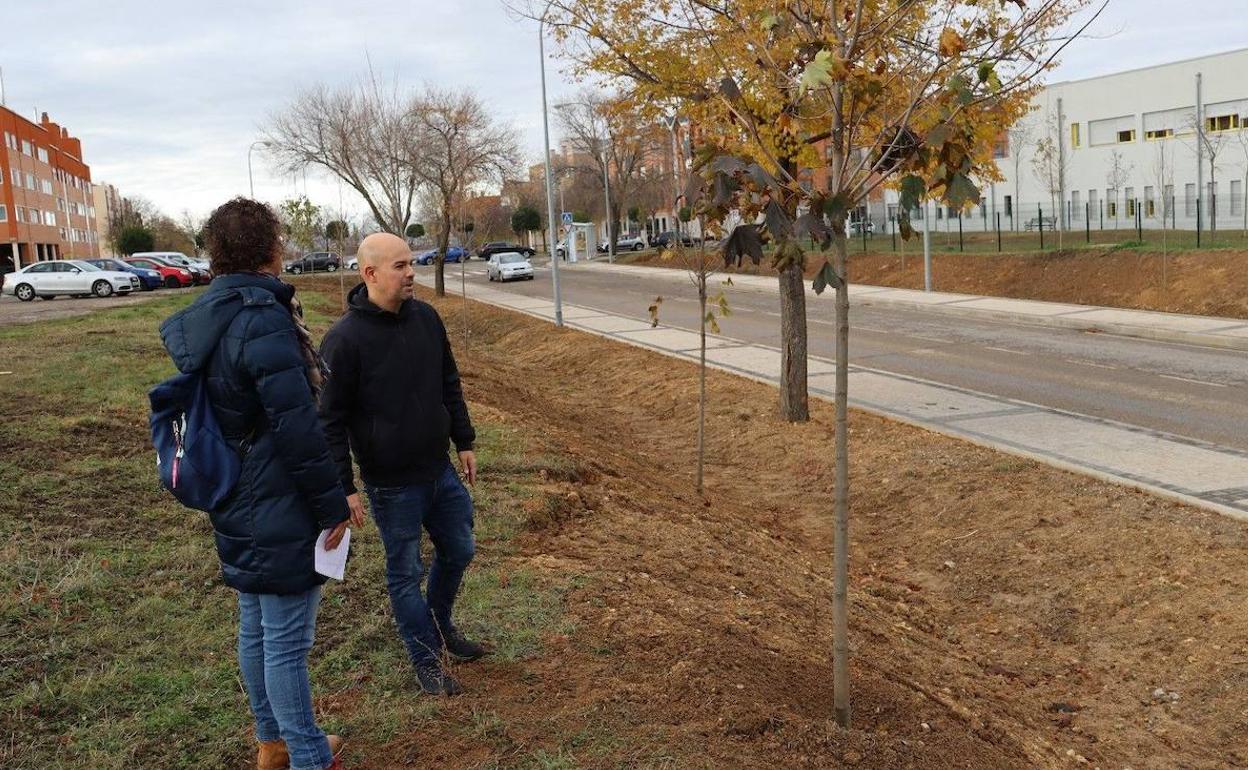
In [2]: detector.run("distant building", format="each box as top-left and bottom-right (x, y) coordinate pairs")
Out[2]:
(867, 47), (1248, 233)
(0, 108), (99, 270)
(92, 181), (122, 257)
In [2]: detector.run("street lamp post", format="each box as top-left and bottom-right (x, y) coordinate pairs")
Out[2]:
(538, 5), (564, 327)
(247, 141), (271, 199)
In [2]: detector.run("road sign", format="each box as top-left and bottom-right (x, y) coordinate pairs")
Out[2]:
(561, 211), (573, 226)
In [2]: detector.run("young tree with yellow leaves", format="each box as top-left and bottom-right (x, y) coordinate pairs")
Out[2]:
(520, 0), (1103, 726)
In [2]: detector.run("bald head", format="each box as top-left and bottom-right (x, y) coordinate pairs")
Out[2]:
(357, 232), (415, 313)
(358, 232), (410, 270)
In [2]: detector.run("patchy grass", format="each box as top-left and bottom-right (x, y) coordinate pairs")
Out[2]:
(0, 290), (570, 769)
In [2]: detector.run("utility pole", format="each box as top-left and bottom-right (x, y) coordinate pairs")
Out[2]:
(1057, 97), (1067, 233)
(538, 5), (564, 327)
(1196, 73), (1204, 232)
(601, 139), (615, 262)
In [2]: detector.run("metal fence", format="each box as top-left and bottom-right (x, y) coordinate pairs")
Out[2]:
(846, 194), (1248, 254)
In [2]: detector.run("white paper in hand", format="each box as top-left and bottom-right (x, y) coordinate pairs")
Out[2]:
(315, 527), (351, 580)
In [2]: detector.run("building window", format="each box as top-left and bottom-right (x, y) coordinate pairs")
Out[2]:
(1232, 180), (1244, 217)
(1070, 123), (1081, 148)
(1144, 186), (1155, 217)
(1185, 183), (1196, 216)
(10, 169), (19, 186)
(43, 211), (56, 226)
(1206, 114), (1239, 133)
(36, 147), (49, 163)
(1163, 184), (1173, 217)
(1071, 190), (1081, 219)
(1116, 129), (1135, 144)
(20, 140), (31, 155)
(14, 207), (23, 223)
(1125, 187), (1135, 217)
(1106, 195), (1117, 219)
(0, 204), (7, 222)
(1145, 128), (1174, 140)
(25, 173), (35, 190)
(40, 179), (53, 195)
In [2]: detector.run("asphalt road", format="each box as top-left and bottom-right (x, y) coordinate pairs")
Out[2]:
(441, 258), (1248, 453)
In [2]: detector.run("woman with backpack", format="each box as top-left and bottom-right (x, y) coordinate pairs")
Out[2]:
(158, 197), (361, 770)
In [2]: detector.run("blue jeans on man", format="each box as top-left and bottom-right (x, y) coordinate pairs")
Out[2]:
(365, 461), (475, 668)
(238, 587), (334, 770)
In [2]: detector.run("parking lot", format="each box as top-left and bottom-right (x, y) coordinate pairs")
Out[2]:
(0, 286), (199, 325)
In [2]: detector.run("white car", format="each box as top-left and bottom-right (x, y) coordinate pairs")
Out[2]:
(486, 251), (534, 282)
(3, 259), (140, 301)
(345, 255), (359, 271)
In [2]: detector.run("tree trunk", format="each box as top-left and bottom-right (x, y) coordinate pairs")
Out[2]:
(778, 259), (809, 422)
(435, 209), (452, 297)
(831, 233), (851, 729)
(697, 271), (707, 495)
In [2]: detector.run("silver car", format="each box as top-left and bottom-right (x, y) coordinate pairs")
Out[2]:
(2, 259), (140, 301)
(486, 251), (534, 282)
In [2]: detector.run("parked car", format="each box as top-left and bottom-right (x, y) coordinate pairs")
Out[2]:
(124, 256), (196, 288)
(1024, 216), (1057, 231)
(86, 258), (163, 291)
(132, 252), (212, 283)
(651, 231), (695, 249)
(478, 242), (536, 260)
(345, 255), (359, 271)
(2, 259), (140, 301)
(486, 251), (535, 282)
(415, 247), (469, 266)
(597, 234), (648, 253)
(284, 251), (341, 274)
(847, 219), (875, 235)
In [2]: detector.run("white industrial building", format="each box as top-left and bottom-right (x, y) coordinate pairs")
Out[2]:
(877, 47), (1248, 234)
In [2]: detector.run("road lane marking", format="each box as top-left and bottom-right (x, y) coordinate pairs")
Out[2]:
(1160, 374), (1228, 388)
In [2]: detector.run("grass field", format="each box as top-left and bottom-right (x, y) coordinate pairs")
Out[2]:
(0, 290), (575, 769)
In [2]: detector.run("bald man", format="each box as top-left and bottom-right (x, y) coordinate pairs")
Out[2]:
(318, 233), (483, 696)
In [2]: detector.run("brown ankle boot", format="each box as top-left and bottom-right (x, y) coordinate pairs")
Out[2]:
(257, 735), (344, 770)
(257, 739), (288, 770)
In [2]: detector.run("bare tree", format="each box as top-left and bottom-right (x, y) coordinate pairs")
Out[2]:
(412, 86), (522, 296)
(264, 75), (423, 235)
(1151, 141), (1175, 298)
(1105, 150), (1133, 230)
(555, 91), (663, 255)
(1236, 129), (1248, 237)
(1182, 111), (1230, 232)
(1006, 119), (1033, 230)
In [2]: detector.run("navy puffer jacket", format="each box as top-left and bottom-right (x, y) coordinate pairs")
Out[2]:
(160, 273), (349, 595)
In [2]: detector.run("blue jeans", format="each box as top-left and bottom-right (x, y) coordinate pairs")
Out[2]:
(238, 587), (333, 770)
(366, 461), (475, 667)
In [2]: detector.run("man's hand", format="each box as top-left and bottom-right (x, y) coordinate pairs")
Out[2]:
(458, 450), (477, 486)
(346, 493), (367, 527)
(324, 519), (350, 550)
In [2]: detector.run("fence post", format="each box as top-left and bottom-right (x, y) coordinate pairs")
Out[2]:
(1038, 203), (1045, 250)
(1136, 199), (1142, 241)
(996, 212), (1002, 252)
(1100, 200), (1104, 231)
(1197, 198), (1202, 248)
(958, 211), (964, 252)
(890, 214), (896, 251)
(862, 217), (868, 253)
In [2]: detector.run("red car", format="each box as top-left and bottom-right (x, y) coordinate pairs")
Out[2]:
(124, 256), (195, 289)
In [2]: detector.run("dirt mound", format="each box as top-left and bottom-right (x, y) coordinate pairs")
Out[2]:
(626, 246), (1248, 318)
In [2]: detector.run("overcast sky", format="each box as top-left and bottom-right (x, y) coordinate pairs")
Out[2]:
(2, 0), (1244, 222)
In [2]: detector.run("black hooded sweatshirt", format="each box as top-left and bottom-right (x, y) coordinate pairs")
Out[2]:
(318, 283), (475, 493)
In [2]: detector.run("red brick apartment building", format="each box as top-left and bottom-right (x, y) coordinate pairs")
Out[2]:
(0, 107), (99, 272)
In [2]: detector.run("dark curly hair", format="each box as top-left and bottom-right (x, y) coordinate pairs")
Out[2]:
(203, 197), (283, 275)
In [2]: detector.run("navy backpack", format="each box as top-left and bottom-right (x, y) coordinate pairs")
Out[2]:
(149, 371), (241, 512)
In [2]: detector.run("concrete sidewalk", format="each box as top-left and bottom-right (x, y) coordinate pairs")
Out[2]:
(417, 270), (1248, 522)
(575, 261), (1248, 352)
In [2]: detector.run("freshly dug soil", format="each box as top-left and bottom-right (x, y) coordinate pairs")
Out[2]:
(627, 246), (1248, 318)
(301, 279), (1248, 769)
